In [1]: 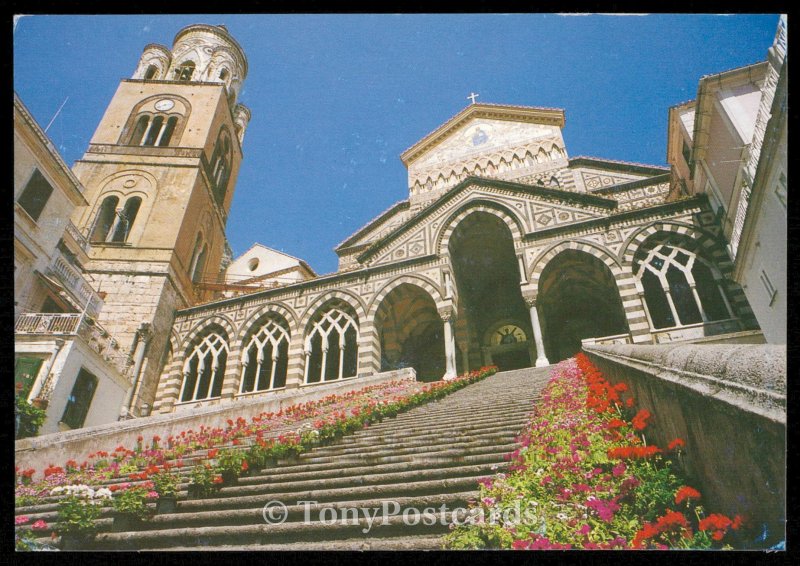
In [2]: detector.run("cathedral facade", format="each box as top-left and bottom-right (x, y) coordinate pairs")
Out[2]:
(140, 26), (756, 415)
(16, 23), (762, 428)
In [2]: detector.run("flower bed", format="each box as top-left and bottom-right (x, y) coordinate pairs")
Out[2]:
(15, 366), (497, 549)
(444, 354), (751, 550)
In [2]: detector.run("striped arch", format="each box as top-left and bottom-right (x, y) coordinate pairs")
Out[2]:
(365, 278), (446, 380)
(299, 289), (367, 334)
(366, 274), (447, 321)
(620, 221), (732, 273)
(529, 239), (625, 291)
(529, 238), (652, 345)
(436, 199), (526, 256)
(621, 220), (755, 331)
(236, 301), (299, 344)
(178, 313), (236, 353)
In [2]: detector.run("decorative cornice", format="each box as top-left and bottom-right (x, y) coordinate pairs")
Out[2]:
(355, 176), (618, 263)
(568, 156), (670, 175)
(401, 103), (566, 166)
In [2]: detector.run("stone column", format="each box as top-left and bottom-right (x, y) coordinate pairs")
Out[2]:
(441, 310), (458, 380)
(122, 323), (152, 418)
(525, 296), (550, 367)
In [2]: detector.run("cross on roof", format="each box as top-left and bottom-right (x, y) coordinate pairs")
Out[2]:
(467, 92), (479, 104)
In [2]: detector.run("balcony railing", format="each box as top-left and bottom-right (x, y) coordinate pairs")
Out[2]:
(15, 312), (131, 376)
(651, 318), (743, 344)
(64, 220), (90, 254)
(47, 254), (102, 314)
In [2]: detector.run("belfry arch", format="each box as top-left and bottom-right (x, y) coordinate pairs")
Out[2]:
(374, 283), (445, 382)
(448, 210), (534, 372)
(537, 249), (629, 362)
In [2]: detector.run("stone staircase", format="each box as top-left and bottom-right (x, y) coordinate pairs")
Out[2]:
(27, 367), (552, 550)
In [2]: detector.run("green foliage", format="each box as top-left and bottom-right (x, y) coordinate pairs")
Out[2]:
(215, 448), (246, 478)
(152, 468), (180, 498)
(15, 395), (46, 439)
(627, 458), (682, 522)
(189, 464), (221, 497)
(112, 486), (154, 520)
(56, 496), (103, 535)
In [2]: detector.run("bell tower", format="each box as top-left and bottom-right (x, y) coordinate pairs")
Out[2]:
(70, 24), (251, 417)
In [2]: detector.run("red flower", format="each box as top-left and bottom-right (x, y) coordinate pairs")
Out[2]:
(241, 461), (249, 471)
(207, 448), (218, 459)
(674, 486), (701, 505)
(631, 409), (651, 430)
(699, 513), (735, 541)
(668, 438), (685, 451)
(212, 475), (224, 484)
(626, 398), (635, 407)
(607, 418), (626, 429)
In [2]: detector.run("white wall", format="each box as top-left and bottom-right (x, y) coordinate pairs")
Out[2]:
(38, 340), (128, 435)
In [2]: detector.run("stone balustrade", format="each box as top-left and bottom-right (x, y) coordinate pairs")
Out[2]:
(583, 342), (786, 547)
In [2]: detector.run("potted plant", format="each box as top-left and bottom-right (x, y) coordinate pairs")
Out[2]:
(152, 466), (180, 514)
(246, 439), (271, 471)
(215, 449), (246, 485)
(188, 464), (222, 498)
(111, 484), (154, 532)
(51, 485), (111, 550)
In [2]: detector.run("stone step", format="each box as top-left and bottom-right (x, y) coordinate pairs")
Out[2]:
(138, 491), (477, 530)
(161, 534), (445, 551)
(90, 510), (462, 549)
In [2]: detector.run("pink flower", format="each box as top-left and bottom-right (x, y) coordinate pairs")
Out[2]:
(577, 524), (591, 535)
(146, 491), (159, 499)
(31, 519), (49, 530)
(15, 516), (30, 526)
(612, 462), (627, 477)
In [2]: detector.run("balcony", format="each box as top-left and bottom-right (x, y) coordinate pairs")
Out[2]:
(15, 312), (131, 377)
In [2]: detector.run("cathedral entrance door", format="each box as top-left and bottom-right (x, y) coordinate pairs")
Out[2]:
(449, 211), (534, 372)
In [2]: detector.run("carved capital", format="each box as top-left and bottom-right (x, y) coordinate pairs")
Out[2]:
(523, 295), (538, 308)
(438, 308), (455, 322)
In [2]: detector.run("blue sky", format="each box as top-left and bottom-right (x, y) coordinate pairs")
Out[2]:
(14, 14), (779, 275)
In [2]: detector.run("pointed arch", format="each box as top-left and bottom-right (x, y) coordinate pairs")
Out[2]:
(178, 324), (229, 402)
(436, 199), (526, 257)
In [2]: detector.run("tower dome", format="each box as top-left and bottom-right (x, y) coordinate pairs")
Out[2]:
(132, 24), (248, 107)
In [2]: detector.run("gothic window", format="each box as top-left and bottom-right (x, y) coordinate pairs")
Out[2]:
(144, 65), (158, 80)
(175, 61), (195, 81)
(638, 244), (732, 329)
(61, 368), (98, 429)
(209, 130), (232, 205)
(189, 234), (208, 284)
(179, 331), (228, 402)
(127, 113), (181, 147)
(18, 169), (54, 221)
(90, 195), (141, 244)
(240, 317), (290, 393)
(304, 304), (359, 384)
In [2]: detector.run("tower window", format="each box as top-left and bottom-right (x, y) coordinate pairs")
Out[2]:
(109, 197), (142, 243)
(17, 169), (54, 221)
(90, 195), (142, 244)
(219, 68), (229, 81)
(143, 115), (164, 146)
(61, 368), (98, 429)
(189, 234), (208, 284)
(127, 114), (181, 147)
(144, 65), (158, 80)
(209, 130), (233, 205)
(175, 61), (195, 82)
